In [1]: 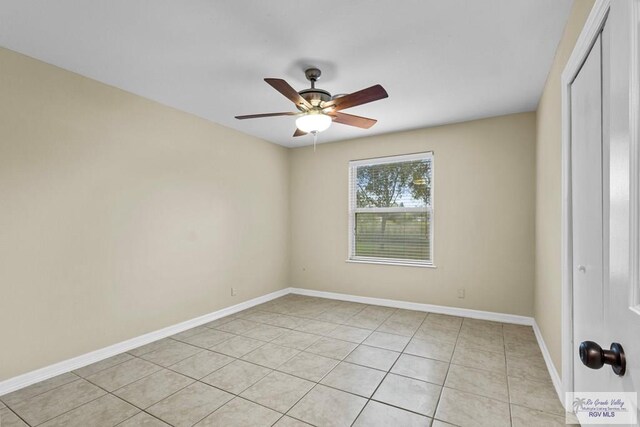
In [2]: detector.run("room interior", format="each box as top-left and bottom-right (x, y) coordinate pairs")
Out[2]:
(2, 0), (629, 425)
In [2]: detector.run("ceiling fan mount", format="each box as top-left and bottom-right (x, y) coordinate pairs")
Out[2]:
(297, 68), (331, 109)
(235, 67), (388, 137)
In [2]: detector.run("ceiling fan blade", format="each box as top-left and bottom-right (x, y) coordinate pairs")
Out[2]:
(293, 128), (307, 137)
(265, 78), (313, 110)
(322, 84), (388, 111)
(235, 112), (299, 120)
(330, 112), (377, 129)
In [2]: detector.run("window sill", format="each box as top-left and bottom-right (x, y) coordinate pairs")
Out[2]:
(346, 258), (437, 268)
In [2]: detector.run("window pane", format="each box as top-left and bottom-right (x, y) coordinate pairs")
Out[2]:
(356, 159), (432, 208)
(355, 211), (431, 261)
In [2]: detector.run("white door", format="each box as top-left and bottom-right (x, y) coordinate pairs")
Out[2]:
(571, 0), (640, 422)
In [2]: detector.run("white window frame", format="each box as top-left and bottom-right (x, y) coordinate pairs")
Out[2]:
(347, 152), (435, 268)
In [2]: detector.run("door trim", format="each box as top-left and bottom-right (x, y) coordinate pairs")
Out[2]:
(561, 0), (640, 400)
(561, 0), (609, 400)
(629, 0), (640, 316)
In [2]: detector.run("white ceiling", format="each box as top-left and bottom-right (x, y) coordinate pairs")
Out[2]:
(0, 0), (573, 147)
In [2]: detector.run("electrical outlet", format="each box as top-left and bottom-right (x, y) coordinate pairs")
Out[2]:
(457, 288), (465, 299)
(231, 287), (237, 296)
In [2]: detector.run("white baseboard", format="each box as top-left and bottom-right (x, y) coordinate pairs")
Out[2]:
(290, 287), (534, 325)
(532, 321), (564, 406)
(0, 287), (291, 397)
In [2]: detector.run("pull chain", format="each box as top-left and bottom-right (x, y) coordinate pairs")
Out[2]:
(312, 131), (317, 152)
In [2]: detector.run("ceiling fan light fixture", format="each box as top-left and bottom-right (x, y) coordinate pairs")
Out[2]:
(296, 112), (332, 134)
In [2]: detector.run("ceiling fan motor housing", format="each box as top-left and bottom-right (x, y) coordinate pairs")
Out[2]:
(298, 88), (331, 108)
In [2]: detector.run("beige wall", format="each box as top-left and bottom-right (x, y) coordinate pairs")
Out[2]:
(0, 48), (290, 381)
(290, 113), (536, 316)
(1, 1), (594, 381)
(534, 0), (595, 375)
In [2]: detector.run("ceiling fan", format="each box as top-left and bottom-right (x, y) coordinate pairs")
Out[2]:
(235, 68), (388, 137)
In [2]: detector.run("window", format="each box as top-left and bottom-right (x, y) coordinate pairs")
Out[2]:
(348, 152), (433, 266)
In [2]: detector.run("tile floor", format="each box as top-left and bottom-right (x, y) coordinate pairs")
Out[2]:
(0, 295), (570, 426)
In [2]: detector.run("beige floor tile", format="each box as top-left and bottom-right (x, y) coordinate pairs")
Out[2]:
(503, 325), (537, 345)
(435, 387), (510, 427)
(202, 317), (234, 329)
(391, 354), (449, 385)
(422, 313), (463, 331)
(113, 369), (193, 409)
(239, 310), (280, 324)
(461, 318), (503, 335)
(505, 339), (541, 356)
(215, 319), (260, 334)
(263, 314), (306, 329)
(451, 345), (506, 373)
(277, 351), (339, 382)
(118, 412), (171, 426)
(320, 361), (386, 398)
(128, 338), (175, 357)
(169, 350), (235, 379)
(39, 394), (138, 427)
(86, 358), (162, 391)
(147, 382), (233, 427)
(0, 372), (79, 406)
(138, 340), (202, 367)
(242, 324), (288, 342)
(325, 325), (372, 343)
(363, 331), (410, 352)
(456, 332), (505, 353)
(359, 305), (396, 318)
(196, 397), (282, 427)
(503, 323), (535, 335)
(413, 324), (460, 344)
(510, 404), (572, 426)
(0, 407), (28, 427)
(171, 325), (211, 341)
(241, 371), (314, 412)
(178, 328), (235, 349)
(343, 307), (393, 330)
(373, 374), (441, 416)
(444, 363), (509, 402)
(305, 337), (358, 360)
(241, 343), (300, 369)
(201, 360), (271, 394)
(506, 353), (552, 383)
(353, 400), (432, 427)
(316, 310), (355, 324)
(344, 344), (400, 371)
(3, 297), (577, 427)
(73, 353), (133, 378)
(508, 376), (565, 416)
(273, 415), (313, 426)
(288, 384), (367, 427)
(11, 379), (105, 426)
(294, 319), (338, 335)
(270, 330), (321, 350)
(390, 309), (428, 323)
(343, 315), (385, 330)
(210, 335), (265, 357)
(405, 337), (455, 362)
(377, 319), (421, 337)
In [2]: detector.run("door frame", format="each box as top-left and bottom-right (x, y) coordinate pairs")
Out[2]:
(561, 0), (640, 398)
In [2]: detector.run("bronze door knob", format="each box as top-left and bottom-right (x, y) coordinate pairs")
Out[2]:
(579, 341), (626, 376)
